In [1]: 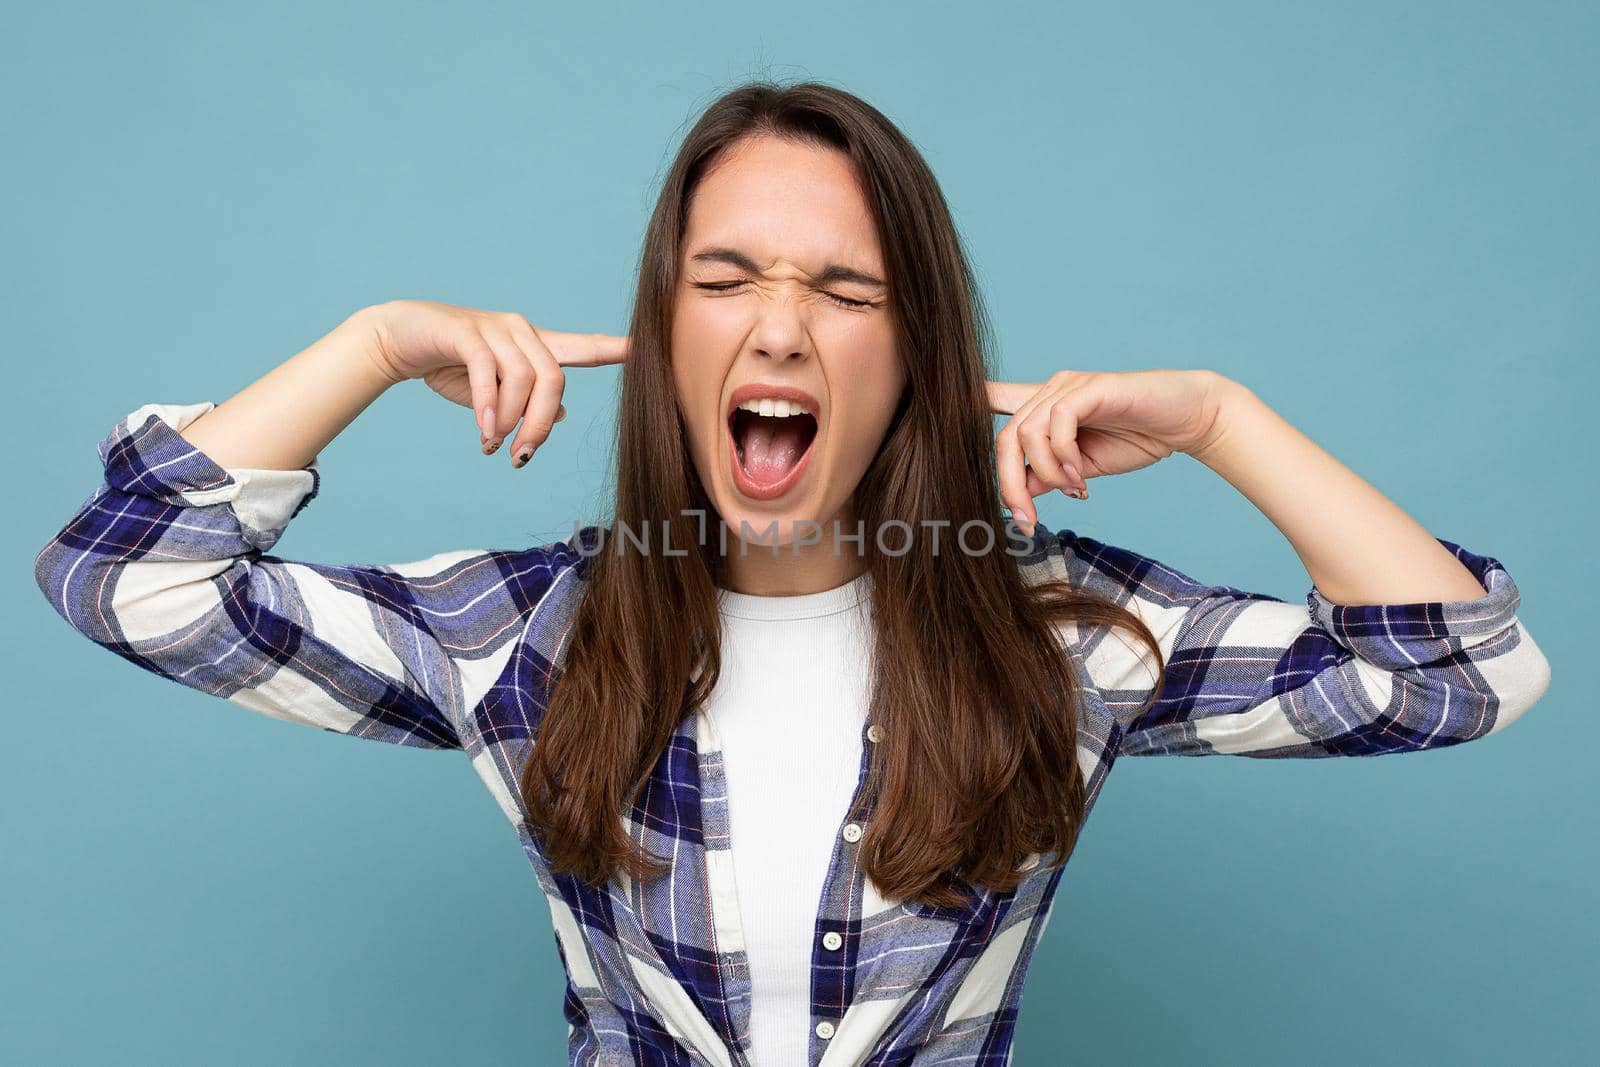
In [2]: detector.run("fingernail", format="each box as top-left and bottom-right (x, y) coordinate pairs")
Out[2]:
(514, 445), (534, 467)
(554, 405), (567, 423)
(483, 436), (502, 455)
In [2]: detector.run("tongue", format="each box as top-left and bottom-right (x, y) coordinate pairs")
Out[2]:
(740, 418), (810, 485)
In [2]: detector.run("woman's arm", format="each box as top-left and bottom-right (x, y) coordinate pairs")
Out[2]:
(991, 368), (1550, 758)
(1186, 375), (1488, 607)
(173, 305), (397, 470)
(33, 304), (603, 751)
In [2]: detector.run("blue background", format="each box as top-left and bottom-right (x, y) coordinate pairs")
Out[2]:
(4, 1), (1593, 1062)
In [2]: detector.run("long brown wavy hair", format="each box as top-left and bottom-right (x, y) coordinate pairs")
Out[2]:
(519, 79), (1164, 909)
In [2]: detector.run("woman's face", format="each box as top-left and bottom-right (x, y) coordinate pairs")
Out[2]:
(671, 133), (906, 547)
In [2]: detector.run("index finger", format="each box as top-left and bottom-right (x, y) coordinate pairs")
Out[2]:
(535, 329), (631, 367)
(985, 379), (1044, 415)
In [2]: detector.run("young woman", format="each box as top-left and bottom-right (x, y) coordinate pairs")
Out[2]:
(34, 81), (1550, 1066)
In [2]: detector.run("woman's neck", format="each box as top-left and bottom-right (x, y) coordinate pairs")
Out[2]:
(716, 515), (870, 596)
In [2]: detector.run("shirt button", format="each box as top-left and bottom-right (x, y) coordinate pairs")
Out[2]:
(866, 723), (882, 743)
(822, 931), (843, 951)
(841, 822), (863, 843)
(815, 1020), (836, 1040)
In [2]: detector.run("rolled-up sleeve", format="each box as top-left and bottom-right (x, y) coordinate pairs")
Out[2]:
(1049, 526), (1551, 758)
(32, 402), (558, 751)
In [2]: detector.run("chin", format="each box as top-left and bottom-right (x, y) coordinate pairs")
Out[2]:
(712, 497), (828, 548)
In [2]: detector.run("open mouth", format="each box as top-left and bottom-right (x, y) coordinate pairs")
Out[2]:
(727, 400), (819, 501)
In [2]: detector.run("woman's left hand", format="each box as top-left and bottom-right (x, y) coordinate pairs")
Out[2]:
(985, 368), (1237, 530)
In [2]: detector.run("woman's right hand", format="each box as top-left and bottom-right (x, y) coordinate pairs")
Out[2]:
(366, 298), (630, 467)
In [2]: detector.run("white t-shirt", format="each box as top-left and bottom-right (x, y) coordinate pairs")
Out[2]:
(705, 569), (875, 1067)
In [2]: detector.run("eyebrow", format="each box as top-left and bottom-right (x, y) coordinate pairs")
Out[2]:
(687, 246), (887, 289)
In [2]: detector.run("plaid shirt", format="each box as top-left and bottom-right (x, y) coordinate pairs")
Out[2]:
(34, 402), (1552, 1066)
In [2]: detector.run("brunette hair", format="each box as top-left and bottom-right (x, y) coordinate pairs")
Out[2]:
(519, 79), (1163, 908)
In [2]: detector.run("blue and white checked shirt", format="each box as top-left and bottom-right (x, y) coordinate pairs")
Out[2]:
(34, 402), (1552, 1066)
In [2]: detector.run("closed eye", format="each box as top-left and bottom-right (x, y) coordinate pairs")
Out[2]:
(691, 280), (877, 310)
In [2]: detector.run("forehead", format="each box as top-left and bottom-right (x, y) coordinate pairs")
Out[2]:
(682, 135), (883, 274)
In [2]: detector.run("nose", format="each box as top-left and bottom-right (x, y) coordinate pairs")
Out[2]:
(749, 301), (811, 364)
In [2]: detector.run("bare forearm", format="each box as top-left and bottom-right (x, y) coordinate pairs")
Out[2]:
(176, 306), (399, 471)
(1189, 377), (1488, 605)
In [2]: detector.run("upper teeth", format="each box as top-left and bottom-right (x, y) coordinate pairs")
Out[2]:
(736, 397), (809, 417)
